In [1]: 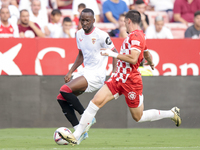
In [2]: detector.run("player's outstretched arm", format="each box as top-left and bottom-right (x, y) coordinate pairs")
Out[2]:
(64, 50), (83, 83)
(117, 49), (140, 65)
(100, 48), (140, 65)
(144, 50), (154, 70)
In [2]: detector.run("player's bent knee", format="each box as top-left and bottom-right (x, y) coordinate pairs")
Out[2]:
(91, 96), (105, 108)
(60, 84), (72, 93)
(91, 98), (100, 107)
(131, 113), (143, 122)
(133, 116), (142, 122)
(57, 93), (65, 101)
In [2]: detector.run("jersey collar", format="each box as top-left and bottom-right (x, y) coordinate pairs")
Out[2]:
(85, 27), (95, 35)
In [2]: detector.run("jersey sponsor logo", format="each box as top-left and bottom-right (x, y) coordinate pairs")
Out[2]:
(131, 40), (140, 46)
(92, 38), (96, 44)
(0, 33), (14, 38)
(128, 91), (136, 100)
(79, 38), (83, 42)
(105, 37), (112, 45)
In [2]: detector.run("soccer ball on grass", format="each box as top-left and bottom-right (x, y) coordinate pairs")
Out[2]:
(53, 127), (72, 145)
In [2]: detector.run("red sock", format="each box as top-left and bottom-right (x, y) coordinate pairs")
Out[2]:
(57, 93), (65, 101)
(60, 84), (72, 93)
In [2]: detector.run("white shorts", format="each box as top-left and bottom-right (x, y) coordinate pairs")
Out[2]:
(72, 69), (105, 93)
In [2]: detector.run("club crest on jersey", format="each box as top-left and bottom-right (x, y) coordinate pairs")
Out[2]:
(92, 38), (96, 44)
(79, 38), (83, 42)
(128, 92), (136, 100)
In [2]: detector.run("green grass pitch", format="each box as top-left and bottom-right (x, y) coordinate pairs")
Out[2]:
(0, 128), (200, 150)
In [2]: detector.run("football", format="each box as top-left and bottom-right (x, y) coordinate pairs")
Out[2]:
(53, 127), (72, 145)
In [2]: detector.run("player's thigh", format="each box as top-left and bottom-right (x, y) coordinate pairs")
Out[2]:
(66, 76), (88, 92)
(129, 103), (144, 122)
(92, 84), (114, 108)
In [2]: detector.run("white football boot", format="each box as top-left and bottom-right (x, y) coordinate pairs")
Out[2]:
(58, 131), (77, 146)
(171, 107), (181, 127)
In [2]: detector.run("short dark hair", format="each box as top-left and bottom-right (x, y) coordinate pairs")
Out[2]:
(81, 8), (94, 16)
(135, 0), (145, 5)
(78, 3), (86, 9)
(119, 13), (126, 18)
(20, 9), (29, 15)
(194, 11), (200, 17)
(63, 16), (72, 23)
(51, 9), (62, 16)
(125, 10), (141, 24)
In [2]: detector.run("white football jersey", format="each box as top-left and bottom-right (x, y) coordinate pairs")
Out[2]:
(76, 27), (114, 78)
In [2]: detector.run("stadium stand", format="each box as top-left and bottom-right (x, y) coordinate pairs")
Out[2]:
(165, 23), (191, 39)
(145, 11), (169, 25)
(47, 8), (74, 23)
(95, 22), (116, 32)
(0, 0), (195, 39)
(94, 22), (190, 39)
(94, 10), (193, 39)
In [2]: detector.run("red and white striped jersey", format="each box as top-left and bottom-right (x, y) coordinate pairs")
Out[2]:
(113, 30), (148, 83)
(0, 22), (14, 38)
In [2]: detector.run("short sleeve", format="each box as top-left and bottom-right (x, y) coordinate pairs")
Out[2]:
(18, 24), (22, 33)
(76, 32), (81, 50)
(103, 1), (110, 14)
(129, 33), (144, 52)
(144, 44), (148, 52)
(35, 23), (41, 29)
(173, 0), (181, 14)
(101, 31), (115, 50)
(184, 27), (192, 38)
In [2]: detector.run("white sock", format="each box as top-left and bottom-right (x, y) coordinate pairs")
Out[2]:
(73, 101), (99, 140)
(73, 125), (78, 131)
(138, 109), (174, 122)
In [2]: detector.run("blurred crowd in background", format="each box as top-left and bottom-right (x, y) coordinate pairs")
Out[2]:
(0, 0), (200, 39)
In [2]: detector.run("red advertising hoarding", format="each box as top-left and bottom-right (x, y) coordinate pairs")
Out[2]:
(0, 38), (199, 76)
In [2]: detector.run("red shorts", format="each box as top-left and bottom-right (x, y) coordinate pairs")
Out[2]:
(105, 75), (143, 108)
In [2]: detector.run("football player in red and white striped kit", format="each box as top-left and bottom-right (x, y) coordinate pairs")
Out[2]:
(59, 10), (182, 146)
(0, 7), (19, 38)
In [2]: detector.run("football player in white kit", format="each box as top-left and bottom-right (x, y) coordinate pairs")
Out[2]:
(57, 8), (118, 141)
